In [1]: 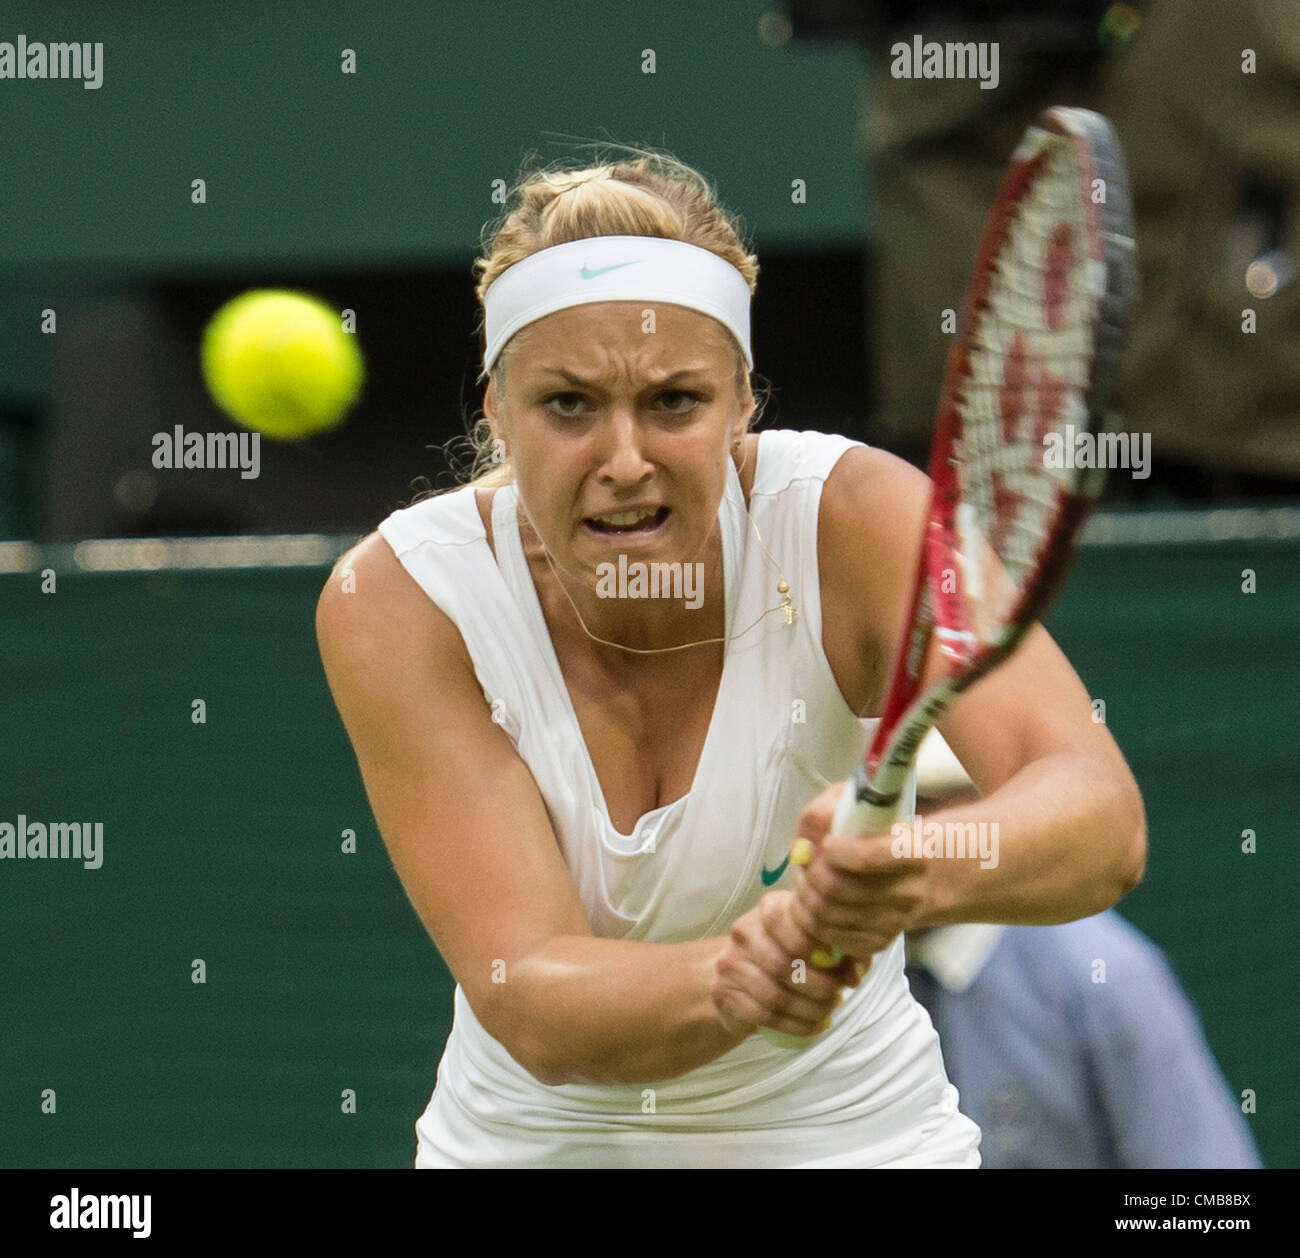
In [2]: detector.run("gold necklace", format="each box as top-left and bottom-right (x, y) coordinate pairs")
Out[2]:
(534, 455), (796, 656)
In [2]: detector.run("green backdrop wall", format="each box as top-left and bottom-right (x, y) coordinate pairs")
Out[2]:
(2, 530), (1295, 1167)
(0, 0), (865, 408)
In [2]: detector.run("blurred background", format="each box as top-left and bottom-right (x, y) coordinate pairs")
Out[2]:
(1, 0), (1296, 1167)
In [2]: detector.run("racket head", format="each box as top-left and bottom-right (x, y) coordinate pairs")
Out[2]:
(766, 109), (1137, 1049)
(862, 107), (1138, 808)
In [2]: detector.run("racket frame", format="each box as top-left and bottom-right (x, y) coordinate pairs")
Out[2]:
(846, 105), (1135, 832)
(761, 107), (1136, 1049)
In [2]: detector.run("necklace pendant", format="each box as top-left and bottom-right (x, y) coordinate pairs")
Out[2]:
(781, 597), (796, 626)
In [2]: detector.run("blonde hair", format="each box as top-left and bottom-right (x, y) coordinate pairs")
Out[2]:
(437, 143), (766, 493)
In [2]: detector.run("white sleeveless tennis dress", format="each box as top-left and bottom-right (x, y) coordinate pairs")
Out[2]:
(376, 428), (981, 1168)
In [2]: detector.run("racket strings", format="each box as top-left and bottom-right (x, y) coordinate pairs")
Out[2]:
(952, 137), (1097, 599)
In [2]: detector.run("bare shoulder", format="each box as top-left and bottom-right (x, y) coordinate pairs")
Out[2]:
(315, 529), (472, 690)
(820, 444), (930, 533)
(817, 444), (932, 714)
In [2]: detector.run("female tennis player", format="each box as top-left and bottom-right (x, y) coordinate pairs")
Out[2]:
(315, 151), (1146, 1168)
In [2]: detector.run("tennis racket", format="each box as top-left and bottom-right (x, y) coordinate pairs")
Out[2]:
(761, 106), (1137, 1048)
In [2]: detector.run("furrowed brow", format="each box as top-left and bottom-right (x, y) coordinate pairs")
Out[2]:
(535, 366), (714, 387)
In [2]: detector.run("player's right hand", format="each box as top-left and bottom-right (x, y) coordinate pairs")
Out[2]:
(710, 891), (867, 1040)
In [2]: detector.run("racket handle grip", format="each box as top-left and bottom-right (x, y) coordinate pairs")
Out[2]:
(831, 777), (901, 839)
(757, 779), (903, 1049)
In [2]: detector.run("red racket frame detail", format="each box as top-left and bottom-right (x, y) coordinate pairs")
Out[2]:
(860, 107), (1134, 801)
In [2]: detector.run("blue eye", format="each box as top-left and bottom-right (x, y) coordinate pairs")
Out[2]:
(543, 393), (585, 417)
(658, 390), (702, 413)
(539, 389), (705, 417)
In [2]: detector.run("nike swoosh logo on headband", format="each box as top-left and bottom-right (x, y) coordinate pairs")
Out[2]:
(760, 850), (791, 886)
(579, 260), (641, 279)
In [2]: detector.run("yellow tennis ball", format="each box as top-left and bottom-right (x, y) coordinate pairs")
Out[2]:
(200, 289), (364, 441)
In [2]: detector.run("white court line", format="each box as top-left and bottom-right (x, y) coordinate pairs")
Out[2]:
(0, 507), (1298, 574)
(1080, 506), (1300, 546)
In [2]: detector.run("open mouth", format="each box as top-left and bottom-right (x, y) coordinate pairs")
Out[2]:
(582, 506), (671, 537)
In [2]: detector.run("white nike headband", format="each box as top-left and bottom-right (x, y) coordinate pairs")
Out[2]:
(481, 234), (753, 375)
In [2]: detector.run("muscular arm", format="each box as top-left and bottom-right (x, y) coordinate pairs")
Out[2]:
(816, 446), (1146, 931)
(316, 533), (751, 1086)
(921, 628), (1146, 925)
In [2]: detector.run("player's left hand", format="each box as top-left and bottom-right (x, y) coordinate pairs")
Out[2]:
(787, 782), (931, 961)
